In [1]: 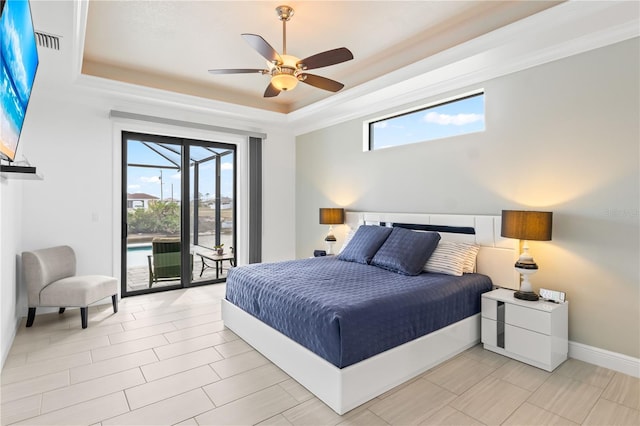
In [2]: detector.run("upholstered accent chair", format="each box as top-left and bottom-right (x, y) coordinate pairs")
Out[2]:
(22, 245), (118, 329)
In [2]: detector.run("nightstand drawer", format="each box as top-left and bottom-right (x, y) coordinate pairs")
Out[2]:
(506, 304), (551, 335)
(481, 317), (497, 347)
(481, 297), (497, 320)
(505, 324), (551, 365)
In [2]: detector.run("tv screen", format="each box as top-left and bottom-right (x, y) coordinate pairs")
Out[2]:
(0, 0), (39, 162)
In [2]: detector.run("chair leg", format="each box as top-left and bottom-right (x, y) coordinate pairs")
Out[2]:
(80, 307), (88, 329)
(112, 295), (118, 313)
(26, 307), (36, 327)
(59, 308), (66, 314)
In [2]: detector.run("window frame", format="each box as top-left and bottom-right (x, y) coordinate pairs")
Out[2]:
(364, 90), (485, 152)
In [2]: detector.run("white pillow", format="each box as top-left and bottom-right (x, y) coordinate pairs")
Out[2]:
(424, 241), (480, 276)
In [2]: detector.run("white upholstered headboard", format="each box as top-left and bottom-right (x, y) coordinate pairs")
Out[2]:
(344, 211), (520, 290)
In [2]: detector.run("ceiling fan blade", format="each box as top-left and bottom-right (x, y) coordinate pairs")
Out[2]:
(298, 48), (354, 70)
(208, 69), (267, 75)
(242, 33), (282, 64)
(301, 74), (345, 92)
(264, 83), (281, 98)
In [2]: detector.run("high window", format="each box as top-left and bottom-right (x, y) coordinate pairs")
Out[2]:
(367, 91), (485, 151)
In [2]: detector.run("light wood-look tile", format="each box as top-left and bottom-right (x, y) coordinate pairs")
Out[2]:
(337, 409), (389, 426)
(91, 334), (168, 362)
(2, 284), (637, 426)
(423, 353), (496, 395)
(257, 413), (295, 425)
(450, 375), (531, 425)
(40, 368), (146, 413)
(26, 336), (110, 363)
(11, 391), (129, 425)
(107, 322), (177, 344)
(195, 385), (300, 425)
(203, 363), (288, 406)
(369, 378), (457, 424)
(583, 398), (640, 425)
(528, 373), (604, 424)
(1, 351), (91, 385)
(162, 320), (225, 343)
(491, 358), (552, 392)
(210, 349), (270, 379)
(278, 378), (315, 403)
(282, 397), (346, 425)
(555, 358), (616, 388)
(69, 349), (158, 384)
(0, 394), (41, 425)
(213, 338), (254, 358)
(462, 344), (511, 369)
(140, 347), (222, 381)
(1, 370), (69, 404)
(152, 333), (225, 360)
(102, 388), (214, 425)
(125, 365), (220, 410)
(503, 402), (579, 425)
(419, 405), (484, 426)
(602, 372), (640, 410)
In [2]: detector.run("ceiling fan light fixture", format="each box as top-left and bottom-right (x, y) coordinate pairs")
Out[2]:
(271, 72), (298, 91)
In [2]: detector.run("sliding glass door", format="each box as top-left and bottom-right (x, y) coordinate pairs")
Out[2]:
(121, 132), (236, 296)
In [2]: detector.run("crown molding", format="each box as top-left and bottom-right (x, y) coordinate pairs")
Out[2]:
(287, 0), (639, 136)
(70, 1), (638, 136)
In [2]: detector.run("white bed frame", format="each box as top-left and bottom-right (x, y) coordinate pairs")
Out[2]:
(221, 212), (519, 414)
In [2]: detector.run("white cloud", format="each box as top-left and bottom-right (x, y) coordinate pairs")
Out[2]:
(140, 175), (160, 183)
(373, 122), (388, 129)
(221, 163), (233, 171)
(128, 184), (141, 190)
(171, 172), (181, 180)
(424, 112), (483, 126)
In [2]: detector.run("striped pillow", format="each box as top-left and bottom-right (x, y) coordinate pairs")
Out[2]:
(462, 243), (481, 273)
(424, 241), (480, 276)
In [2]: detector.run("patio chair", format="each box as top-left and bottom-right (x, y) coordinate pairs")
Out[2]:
(22, 245), (118, 329)
(147, 237), (192, 287)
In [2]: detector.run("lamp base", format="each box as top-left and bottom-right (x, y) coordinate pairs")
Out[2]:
(514, 290), (539, 301)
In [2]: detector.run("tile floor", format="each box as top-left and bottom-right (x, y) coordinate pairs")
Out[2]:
(1, 284), (638, 425)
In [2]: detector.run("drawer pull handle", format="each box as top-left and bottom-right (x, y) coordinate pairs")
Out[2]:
(497, 301), (505, 349)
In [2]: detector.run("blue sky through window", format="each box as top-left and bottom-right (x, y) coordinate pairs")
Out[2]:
(370, 93), (485, 150)
(126, 140), (234, 200)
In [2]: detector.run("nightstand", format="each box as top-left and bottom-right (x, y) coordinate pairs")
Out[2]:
(481, 288), (568, 372)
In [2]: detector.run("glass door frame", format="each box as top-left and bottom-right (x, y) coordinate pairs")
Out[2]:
(121, 131), (237, 298)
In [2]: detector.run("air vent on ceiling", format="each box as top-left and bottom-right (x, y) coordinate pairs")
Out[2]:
(34, 31), (61, 50)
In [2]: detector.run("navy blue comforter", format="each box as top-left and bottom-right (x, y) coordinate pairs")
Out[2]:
(225, 256), (492, 368)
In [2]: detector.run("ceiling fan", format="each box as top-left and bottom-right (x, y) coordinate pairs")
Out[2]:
(208, 5), (354, 98)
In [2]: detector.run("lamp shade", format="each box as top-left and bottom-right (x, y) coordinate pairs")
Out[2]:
(501, 210), (553, 241)
(319, 208), (345, 225)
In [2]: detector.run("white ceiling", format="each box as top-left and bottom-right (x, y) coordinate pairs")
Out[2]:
(80, 1), (562, 114)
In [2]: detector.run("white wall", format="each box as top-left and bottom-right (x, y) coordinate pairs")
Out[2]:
(0, 82), (296, 369)
(296, 39), (639, 359)
(0, 176), (24, 366)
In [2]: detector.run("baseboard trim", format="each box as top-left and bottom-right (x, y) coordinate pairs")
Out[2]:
(569, 341), (640, 378)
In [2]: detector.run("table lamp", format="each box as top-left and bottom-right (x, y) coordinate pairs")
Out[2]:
(501, 210), (553, 301)
(319, 208), (344, 255)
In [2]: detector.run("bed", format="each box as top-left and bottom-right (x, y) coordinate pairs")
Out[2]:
(221, 212), (519, 414)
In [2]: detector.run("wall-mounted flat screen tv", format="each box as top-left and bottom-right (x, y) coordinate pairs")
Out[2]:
(0, 0), (39, 162)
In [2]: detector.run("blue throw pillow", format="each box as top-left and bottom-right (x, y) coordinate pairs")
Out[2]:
(337, 225), (392, 264)
(371, 227), (441, 276)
